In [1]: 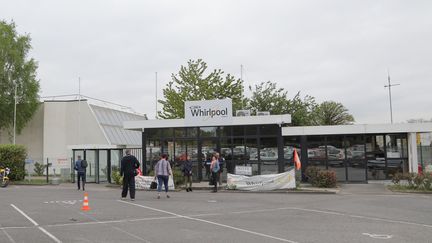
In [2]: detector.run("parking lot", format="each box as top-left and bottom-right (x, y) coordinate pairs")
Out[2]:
(1, 183), (431, 243)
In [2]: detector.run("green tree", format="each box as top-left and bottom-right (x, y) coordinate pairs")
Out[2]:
(158, 59), (244, 119)
(247, 81), (317, 126)
(311, 101), (354, 125)
(0, 20), (40, 139)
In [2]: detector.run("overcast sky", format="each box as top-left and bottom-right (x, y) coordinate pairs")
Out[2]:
(2, 0), (431, 124)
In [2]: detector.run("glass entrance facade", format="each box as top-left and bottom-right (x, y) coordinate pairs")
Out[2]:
(142, 125), (285, 182)
(284, 134), (409, 182)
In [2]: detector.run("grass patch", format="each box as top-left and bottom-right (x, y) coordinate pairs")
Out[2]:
(11, 179), (50, 185)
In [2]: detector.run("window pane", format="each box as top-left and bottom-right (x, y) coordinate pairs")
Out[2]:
(200, 127), (217, 137)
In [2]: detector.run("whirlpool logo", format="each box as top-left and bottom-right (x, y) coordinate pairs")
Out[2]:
(188, 105), (228, 119)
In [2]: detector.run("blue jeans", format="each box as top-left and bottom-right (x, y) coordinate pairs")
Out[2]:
(157, 175), (169, 193)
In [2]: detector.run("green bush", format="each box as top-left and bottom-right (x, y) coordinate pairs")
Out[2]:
(33, 162), (46, 176)
(316, 170), (337, 188)
(111, 168), (123, 185)
(305, 166), (320, 185)
(0, 144), (26, 180)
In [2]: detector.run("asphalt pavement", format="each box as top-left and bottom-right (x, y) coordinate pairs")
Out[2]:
(0, 183), (431, 243)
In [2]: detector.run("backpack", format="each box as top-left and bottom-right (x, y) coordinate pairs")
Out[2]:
(81, 160), (88, 168)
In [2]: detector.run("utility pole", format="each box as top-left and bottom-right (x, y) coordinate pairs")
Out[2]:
(155, 72), (158, 119)
(384, 70), (400, 124)
(78, 77), (81, 144)
(240, 65), (244, 109)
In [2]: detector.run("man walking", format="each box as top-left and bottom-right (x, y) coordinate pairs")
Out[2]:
(74, 155), (86, 191)
(121, 149), (140, 201)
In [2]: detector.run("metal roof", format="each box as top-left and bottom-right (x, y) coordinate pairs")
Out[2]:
(90, 104), (146, 145)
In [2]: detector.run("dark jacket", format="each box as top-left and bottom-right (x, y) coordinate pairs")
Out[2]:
(74, 160), (85, 173)
(120, 155), (140, 176)
(182, 160), (193, 176)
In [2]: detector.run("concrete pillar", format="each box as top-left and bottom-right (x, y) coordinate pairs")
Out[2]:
(408, 132), (418, 173)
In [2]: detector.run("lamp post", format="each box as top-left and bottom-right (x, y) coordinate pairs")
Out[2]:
(384, 71), (400, 124)
(13, 81), (17, 144)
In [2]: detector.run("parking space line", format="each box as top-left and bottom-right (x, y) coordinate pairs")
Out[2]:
(286, 207), (432, 229)
(10, 204), (62, 243)
(1, 227), (16, 243)
(117, 200), (299, 243)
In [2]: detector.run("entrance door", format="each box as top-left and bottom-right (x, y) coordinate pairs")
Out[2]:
(345, 135), (367, 182)
(85, 150), (97, 183)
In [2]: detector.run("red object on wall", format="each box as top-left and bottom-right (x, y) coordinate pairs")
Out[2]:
(418, 164), (423, 175)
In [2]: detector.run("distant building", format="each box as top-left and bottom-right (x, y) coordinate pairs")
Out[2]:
(0, 96), (146, 183)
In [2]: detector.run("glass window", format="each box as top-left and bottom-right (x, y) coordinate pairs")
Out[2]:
(260, 125), (279, 136)
(174, 128), (186, 138)
(98, 150), (108, 182)
(385, 134), (408, 158)
(110, 150), (121, 182)
(284, 136), (301, 171)
(232, 126), (244, 137)
(245, 125), (258, 136)
(366, 135), (386, 180)
(259, 137), (278, 175)
(345, 135), (365, 160)
(186, 127), (198, 137)
(307, 136), (327, 172)
(219, 126), (232, 137)
(200, 127), (217, 137)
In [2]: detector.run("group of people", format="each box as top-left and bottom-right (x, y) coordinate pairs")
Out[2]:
(74, 150), (223, 200)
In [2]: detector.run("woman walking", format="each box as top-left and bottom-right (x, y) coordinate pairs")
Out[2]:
(210, 153), (220, 193)
(154, 154), (172, 199)
(182, 154), (193, 192)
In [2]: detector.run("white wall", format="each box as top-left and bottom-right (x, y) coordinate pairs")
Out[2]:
(43, 101), (108, 165)
(0, 104), (44, 162)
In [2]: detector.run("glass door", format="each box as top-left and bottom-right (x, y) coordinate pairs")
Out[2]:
(200, 139), (218, 181)
(98, 150), (108, 182)
(85, 150), (97, 183)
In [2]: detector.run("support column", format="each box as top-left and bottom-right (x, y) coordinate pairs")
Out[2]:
(408, 132), (418, 173)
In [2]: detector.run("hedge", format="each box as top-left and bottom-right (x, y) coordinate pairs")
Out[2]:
(0, 144), (27, 180)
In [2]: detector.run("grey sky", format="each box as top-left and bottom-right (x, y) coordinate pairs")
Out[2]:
(2, 0), (431, 124)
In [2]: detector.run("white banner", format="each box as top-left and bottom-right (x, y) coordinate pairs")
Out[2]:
(135, 176), (175, 190)
(185, 99), (233, 126)
(235, 165), (252, 176)
(227, 169), (296, 191)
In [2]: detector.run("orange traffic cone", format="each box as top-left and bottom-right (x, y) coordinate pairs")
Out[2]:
(81, 192), (91, 211)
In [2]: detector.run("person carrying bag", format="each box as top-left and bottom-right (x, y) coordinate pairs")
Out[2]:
(210, 153), (220, 192)
(120, 149), (140, 201)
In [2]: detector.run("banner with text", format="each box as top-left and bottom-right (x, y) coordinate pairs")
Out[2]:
(227, 169), (296, 191)
(135, 176), (175, 190)
(185, 99), (233, 126)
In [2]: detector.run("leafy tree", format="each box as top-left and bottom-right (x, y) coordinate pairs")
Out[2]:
(0, 20), (40, 139)
(247, 81), (317, 126)
(158, 59), (244, 119)
(311, 101), (354, 125)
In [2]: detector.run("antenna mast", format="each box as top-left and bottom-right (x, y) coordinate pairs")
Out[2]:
(384, 70), (400, 124)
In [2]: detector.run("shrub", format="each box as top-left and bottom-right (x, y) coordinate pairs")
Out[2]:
(423, 173), (432, 190)
(111, 168), (122, 185)
(172, 167), (184, 187)
(305, 166), (320, 185)
(33, 162), (46, 176)
(316, 170), (337, 188)
(391, 172), (404, 185)
(405, 173), (417, 189)
(0, 144), (26, 180)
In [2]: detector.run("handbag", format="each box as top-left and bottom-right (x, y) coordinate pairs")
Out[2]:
(150, 180), (157, 189)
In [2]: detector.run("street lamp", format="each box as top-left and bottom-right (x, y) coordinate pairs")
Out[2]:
(384, 71), (400, 124)
(13, 81), (17, 144)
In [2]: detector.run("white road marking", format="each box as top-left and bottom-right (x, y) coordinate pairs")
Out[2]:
(1, 227), (16, 243)
(10, 204), (62, 243)
(362, 233), (393, 239)
(117, 200), (299, 243)
(286, 207), (432, 228)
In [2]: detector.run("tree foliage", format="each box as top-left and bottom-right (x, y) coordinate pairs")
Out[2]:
(0, 20), (40, 138)
(158, 59), (244, 119)
(247, 81), (317, 126)
(311, 101), (354, 125)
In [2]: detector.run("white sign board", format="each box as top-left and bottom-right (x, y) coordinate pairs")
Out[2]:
(135, 176), (175, 190)
(185, 99), (233, 126)
(227, 169), (296, 191)
(235, 165), (252, 176)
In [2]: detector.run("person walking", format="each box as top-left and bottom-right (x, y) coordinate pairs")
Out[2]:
(210, 153), (220, 193)
(154, 154), (172, 199)
(74, 155), (86, 191)
(120, 149), (140, 201)
(182, 154), (193, 192)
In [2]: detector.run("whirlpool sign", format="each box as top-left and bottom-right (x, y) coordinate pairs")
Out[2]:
(185, 99), (233, 126)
